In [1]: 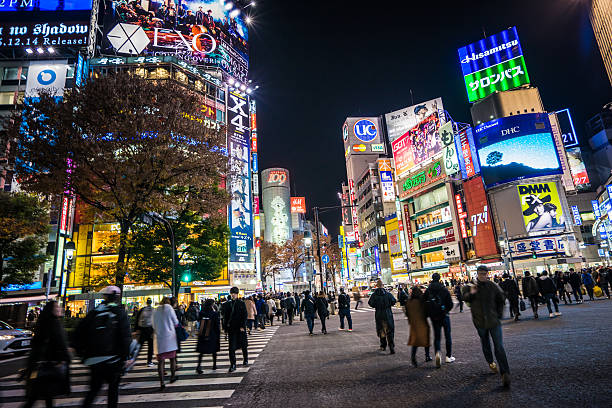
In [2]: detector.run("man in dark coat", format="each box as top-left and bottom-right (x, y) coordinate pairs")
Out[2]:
(462, 265), (511, 388)
(368, 279), (397, 354)
(285, 292), (296, 325)
(301, 290), (317, 335)
(568, 268), (583, 303)
(500, 273), (521, 321)
(221, 287), (248, 372)
(424, 273), (454, 367)
(521, 271), (540, 318)
(537, 271), (561, 318)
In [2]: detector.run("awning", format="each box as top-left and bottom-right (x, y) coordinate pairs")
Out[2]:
(0, 294), (56, 304)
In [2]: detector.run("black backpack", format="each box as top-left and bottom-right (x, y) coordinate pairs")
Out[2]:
(338, 293), (350, 308)
(76, 305), (120, 359)
(425, 292), (446, 320)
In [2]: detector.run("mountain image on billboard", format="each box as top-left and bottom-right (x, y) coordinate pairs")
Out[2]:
(517, 182), (565, 234)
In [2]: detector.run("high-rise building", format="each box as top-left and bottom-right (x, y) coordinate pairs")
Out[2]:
(261, 168), (292, 245)
(590, 0), (612, 86)
(585, 103), (612, 186)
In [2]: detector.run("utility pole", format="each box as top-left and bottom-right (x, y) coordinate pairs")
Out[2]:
(313, 207), (325, 293)
(503, 221), (516, 278)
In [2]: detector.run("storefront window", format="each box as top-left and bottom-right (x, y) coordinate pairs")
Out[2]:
(413, 185), (448, 213)
(415, 206), (452, 231)
(422, 250), (446, 268)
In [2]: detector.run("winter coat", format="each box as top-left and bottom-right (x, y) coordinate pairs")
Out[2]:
(186, 305), (199, 322)
(521, 276), (539, 297)
(398, 288), (409, 306)
(301, 296), (316, 316)
(266, 299), (276, 315)
(537, 276), (557, 295)
(454, 285), (463, 301)
(368, 288), (397, 328)
(462, 280), (505, 329)
(153, 304), (179, 355)
(500, 279), (520, 300)
(28, 315), (70, 369)
(569, 272), (582, 288)
(255, 298), (266, 315)
(338, 293), (351, 310)
(221, 299), (248, 332)
(582, 272), (594, 287)
(405, 298), (430, 347)
(315, 297), (329, 319)
(423, 281), (453, 319)
(285, 296), (296, 310)
(196, 309), (220, 355)
(245, 298), (257, 320)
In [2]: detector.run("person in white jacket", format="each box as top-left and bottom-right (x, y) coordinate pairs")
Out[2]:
(266, 297), (276, 326)
(153, 297), (179, 390)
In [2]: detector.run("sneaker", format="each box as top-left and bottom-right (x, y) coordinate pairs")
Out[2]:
(502, 373), (511, 388)
(554, 312), (562, 316)
(309, 332), (313, 336)
(534, 313), (538, 319)
(228, 364), (236, 373)
(425, 356), (432, 362)
(445, 356), (456, 363)
(338, 328), (345, 331)
(435, 352), (441, 368)
(348, 329), (353, 332)
(549, 313), (554, 318)
(489, 362), (498, 373)
(147, 362), (155, 367)
(379, 347), (386, 352)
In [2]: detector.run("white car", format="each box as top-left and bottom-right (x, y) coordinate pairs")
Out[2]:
(0, 320), (33, 355)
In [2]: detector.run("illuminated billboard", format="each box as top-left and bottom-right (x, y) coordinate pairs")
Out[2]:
(566, 147), (591, 190)
(378, 159), (395, 202)
(474, 113), (562, 188)
(0, 1), (92, 50)
(228, 90), (254, 269)
(517, 182), (566, 235)
(392, 111), (443, 176)
(102, 0), (249, 80)
(291, 197), (306, 214)
(261, 168), (292, 245)
(342, 117), (384, 158)
(458, 27), (530, 102)
(385, 97), (445, 143)
(463, 177), (498, 257)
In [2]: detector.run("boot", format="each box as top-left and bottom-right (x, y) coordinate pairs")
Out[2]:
(212, 354), (217, 370)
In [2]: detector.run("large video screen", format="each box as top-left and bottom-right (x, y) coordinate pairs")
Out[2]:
(0, 1), (92, 49)
(474, 113), (562, 188)
(103, 0), (248, 78)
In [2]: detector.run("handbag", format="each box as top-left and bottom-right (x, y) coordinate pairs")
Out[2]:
(594, 285), (603, 298)
(564, 283), (573, 293)
(519, 299), (526, 311)
(176, 325), (189, 342)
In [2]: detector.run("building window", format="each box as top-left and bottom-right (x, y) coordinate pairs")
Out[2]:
(0, 91), (15, 104)
(2, 67), (27, 81)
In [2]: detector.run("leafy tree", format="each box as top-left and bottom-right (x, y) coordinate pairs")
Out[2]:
(128, 212), (228, 296)
(486, 151), (503, 166)
(8, 72), (228, 292)
(0, 192), (49, 290)
(278, 234), (305, 281)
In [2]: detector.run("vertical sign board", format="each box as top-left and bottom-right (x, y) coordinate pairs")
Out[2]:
(457, 126), (480, 179)
(592, 200), (601, 219)
(458, 27), (530, 102)
(455, 194), (469, 239)
(227, 90), (254, 269)
(378, 159), (395, 202)
(463, 177), (498, 257)
(571, 205), (582, 226)
(439, 121), (460, 175)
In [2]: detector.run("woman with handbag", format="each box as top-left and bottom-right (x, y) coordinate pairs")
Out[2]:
(195, 299), (221, 373)
(153, 297), (179, 390)
(23, 300), (71, 408)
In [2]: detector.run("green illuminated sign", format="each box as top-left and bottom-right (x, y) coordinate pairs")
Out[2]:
(401, 161), (444, 196)
(463, 56), (530, 103)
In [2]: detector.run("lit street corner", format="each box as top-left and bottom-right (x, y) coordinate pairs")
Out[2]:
(228, 300), (612, 407)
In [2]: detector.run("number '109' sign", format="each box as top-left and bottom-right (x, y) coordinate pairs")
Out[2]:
(267, 170), (287, 185)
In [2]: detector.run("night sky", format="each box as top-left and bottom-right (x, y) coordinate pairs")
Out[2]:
(248, 0), (612, 234)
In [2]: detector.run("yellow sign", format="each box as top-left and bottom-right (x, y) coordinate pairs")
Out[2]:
(517, 182), (565, 234)
(385, 217), (407, 274)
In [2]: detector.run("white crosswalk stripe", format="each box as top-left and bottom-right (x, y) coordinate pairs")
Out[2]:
(0, 325), (279, 408)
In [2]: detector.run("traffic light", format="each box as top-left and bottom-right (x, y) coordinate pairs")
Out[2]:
(531, 250), (537, 259)
(359, 241), (364, 248)
(182, 271), (192, 282)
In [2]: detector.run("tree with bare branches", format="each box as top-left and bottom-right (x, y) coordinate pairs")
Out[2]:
(278, 234), (306, 281)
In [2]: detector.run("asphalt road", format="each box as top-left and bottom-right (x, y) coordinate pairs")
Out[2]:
(228, 298), (612, 407)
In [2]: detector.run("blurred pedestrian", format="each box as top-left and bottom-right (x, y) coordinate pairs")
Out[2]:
(76, 286), (131, 407)
(569, 268), (583, 303)
(404, 286), (431, 367)
(454, 282), (464, 312)
(221, 287), (248, 372)
(285, 292), (296, 325)
(337, 287), (353, 331)
(186, 302), (199, 336)
(354, 290), (362, 310)
(537, 271), (561, 318)
(315, 291), (329, 334)
(500, 273), (520, 321)
(424, 273), (454, 367)
(196, 299), (220, 373)
(245, 295), (257, 334)
(301, 290), (317, 335)
(582, 269), (595, 301)
(596, 269), (610, 299)
(23, 300), (70, 408)
(153, 297), (179, 389)
(368, 279), (397, 354)
(554, 271), (571, 304)
(462, 266), (511, 388)
(266, 296), (276, 326)
(521, 271), (540, 319)
(135, 298), (154, 367)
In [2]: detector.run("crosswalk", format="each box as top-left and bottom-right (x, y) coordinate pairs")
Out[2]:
(0, 325), (279, 408)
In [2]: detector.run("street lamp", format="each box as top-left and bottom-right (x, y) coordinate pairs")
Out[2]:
(63, 240), (76, 313)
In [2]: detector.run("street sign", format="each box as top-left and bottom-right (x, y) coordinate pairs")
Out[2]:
(322, 254), (330, 264)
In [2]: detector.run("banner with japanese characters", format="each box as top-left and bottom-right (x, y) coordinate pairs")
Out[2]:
(463, 56), (530, 102)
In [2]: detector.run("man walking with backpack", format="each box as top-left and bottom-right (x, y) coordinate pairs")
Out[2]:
(135, 298), (155, 367)
(76, 286), (131, 408)
(337, 287), (353, 331)
(424, 273), (455, 368)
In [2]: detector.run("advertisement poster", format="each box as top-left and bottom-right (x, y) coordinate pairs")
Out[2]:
(102, 0), (248, 79)
(342, 117), (383, 158)
(566, 146), (591, 190)
(378, 159), (395, 202)
(517, 182), (565, 235)
(291, 197), (306, 213)
(25, 60), (68, 97)
(439, 121), (460, 176)
(385, 217), (407, 274)
(392, 112), (443, 177)
(227, 90), (254, 268)
(385, 97), (444, 143)
(474, 113), (562, 188)
(463, 177), (498, 258)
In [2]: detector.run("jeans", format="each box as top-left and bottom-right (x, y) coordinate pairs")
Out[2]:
(585, 284), (594, 300)
(432, 315), (452, 357)
(571, 286), (583, 302)
(339, 308), (352, 330)
(256, 314), (265, 329)
(83, 361), (123, 408)
(139, 326), (153, 364)
(319, 316), (327, 333)
(286, 308), (294, 325)
(376, 319), (394, 349)
(457, 299), (463, 312)
(246, 319), (255, 331)
(305, 315), (315, 333)
(355, 299), (362, 310)
(507, 297), (519, 318)
(476, 324), (510, 375)
(544, 293), (559, 313)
